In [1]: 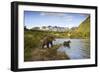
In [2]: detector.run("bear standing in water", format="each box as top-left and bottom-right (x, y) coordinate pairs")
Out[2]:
(41, 35), (55, 48)
(63, 40), (71, 48)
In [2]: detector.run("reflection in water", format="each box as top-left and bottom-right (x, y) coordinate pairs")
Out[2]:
(53, 39), (90, 59)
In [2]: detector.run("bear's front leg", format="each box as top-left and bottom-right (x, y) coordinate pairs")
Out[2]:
(47, 42), (49, 48)
(50, 42), (53, 47)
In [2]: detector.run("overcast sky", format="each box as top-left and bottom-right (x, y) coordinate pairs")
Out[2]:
(24, 11), (89, 29)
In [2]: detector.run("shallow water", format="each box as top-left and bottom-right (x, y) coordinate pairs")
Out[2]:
(53, 39), (90, 59)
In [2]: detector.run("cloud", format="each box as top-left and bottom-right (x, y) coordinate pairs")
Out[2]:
(40, 12), (74, 21)
(40, 12), (66, 17)
(61, 15), (73, 22)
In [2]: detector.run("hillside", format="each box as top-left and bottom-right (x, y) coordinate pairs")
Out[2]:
(77, 16), (90, 38)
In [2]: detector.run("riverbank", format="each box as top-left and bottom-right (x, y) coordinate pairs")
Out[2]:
(24, 30), (90, 61)
(24, 45), (70, 61)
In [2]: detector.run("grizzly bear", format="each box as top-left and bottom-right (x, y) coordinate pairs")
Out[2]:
(63, 40), (71, 48)
(41, 35), (55, 48)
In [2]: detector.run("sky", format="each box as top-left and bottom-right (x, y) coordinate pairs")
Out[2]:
(24, 11), (89, 29)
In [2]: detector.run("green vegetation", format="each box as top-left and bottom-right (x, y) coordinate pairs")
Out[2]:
(26, 45), (69, 61)
(24, 16), (90, 61)
(77, 16), (90, 38)
(69, 16), (90, 38)
(24, 30), (69, 61)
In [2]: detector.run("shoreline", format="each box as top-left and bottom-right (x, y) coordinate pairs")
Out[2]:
(24, 45), (70, 62)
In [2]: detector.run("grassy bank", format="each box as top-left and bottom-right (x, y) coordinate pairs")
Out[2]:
(24, 27), (90, 61)
(24, 30), (70, 61)
(24, 45), (69, 61)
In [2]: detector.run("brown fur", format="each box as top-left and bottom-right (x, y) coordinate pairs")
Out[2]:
(41, 35), (55, 48)
(63, 40), (71, 48)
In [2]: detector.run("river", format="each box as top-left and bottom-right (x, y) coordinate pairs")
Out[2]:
(53, 38), (90, 59)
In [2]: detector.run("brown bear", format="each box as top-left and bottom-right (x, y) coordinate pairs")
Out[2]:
(63, 40), (71, 48)
(41, 35), (55, 48)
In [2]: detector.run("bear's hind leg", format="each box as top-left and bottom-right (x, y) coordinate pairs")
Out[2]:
(42, 44), (45, 48)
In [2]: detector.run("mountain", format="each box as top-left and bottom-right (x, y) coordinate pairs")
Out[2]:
(77, 16), (90, 38)
(76, 16), (90, 38)
(77, 16), (90, 33)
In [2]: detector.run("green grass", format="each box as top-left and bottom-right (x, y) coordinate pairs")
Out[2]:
(24, 30), (70, 61)
(24, 16), (90, 61)
(24, 45), (69, 61)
